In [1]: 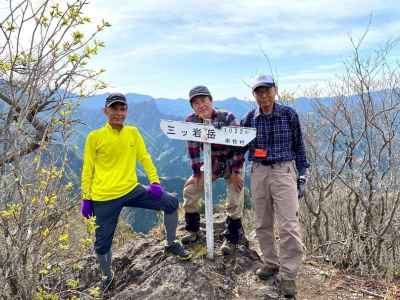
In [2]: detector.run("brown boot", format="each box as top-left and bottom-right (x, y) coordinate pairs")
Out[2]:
(279, 278), (297, 297)
(255, 265), (279, 280)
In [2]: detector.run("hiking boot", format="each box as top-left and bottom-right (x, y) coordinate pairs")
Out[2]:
(279, 278), (297, 297)
(181, 230), (203, 245)
(220, 239), (237, 256)
(101, 271), (114, 293)
(165, 241), (192, 260)
(256, 265), (279, 280)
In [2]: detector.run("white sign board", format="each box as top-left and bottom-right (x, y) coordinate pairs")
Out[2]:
(160, 120), (256, 146)
(160, 119), (256, 259)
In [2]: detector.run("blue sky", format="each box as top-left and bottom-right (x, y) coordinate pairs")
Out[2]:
(70, 1), (400, 99)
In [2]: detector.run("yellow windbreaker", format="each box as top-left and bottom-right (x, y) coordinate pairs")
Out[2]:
(81, 123), (160, 201)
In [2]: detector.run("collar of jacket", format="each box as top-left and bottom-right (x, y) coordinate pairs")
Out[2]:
(105, 122), (125, 133)
(253, 103), (283, 119)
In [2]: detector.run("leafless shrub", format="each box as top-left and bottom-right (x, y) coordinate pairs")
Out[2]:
(0, 0), (109, 298)
(301, 33), (400, 278)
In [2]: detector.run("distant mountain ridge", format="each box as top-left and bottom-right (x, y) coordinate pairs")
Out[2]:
(78, 92), (316, 119)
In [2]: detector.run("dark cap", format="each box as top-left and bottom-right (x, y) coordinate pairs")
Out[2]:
(189, 85), (212, 103)
(105, 93), (127, 107)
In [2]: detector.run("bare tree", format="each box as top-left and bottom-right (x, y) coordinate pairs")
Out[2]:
(302, 34), (400, 278)
(0, 0), (109, 298)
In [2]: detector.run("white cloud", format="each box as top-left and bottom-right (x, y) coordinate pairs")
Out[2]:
(87, 0), (399, 61)
(2, 0), (398, 99)
(4, 1), (398, 58)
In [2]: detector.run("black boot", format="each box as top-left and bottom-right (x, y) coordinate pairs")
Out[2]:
(97, 251), (114, 293)
(182, 212), (202, 244)
(221, 217), (243, 255)
(184, 212), (200, 232)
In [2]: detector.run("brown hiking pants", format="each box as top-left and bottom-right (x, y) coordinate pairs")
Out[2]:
(251, 161), (304, 280)
(182, 171), (244, 220)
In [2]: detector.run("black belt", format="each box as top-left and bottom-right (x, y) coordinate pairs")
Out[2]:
(260, 160), (276, 166)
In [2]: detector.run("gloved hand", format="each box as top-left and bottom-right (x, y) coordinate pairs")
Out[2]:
(80, 199), (93, 219)
(297, 176), (306, 199)
(147, 183), (164, 200)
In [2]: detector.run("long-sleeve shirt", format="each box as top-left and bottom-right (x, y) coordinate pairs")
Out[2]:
(186, 109), (244, 178)
(81, 123), (159, 201)
(241, 103), (309, 176)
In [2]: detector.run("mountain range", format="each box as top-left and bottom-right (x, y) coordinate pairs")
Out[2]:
(77, 92), (316, 119)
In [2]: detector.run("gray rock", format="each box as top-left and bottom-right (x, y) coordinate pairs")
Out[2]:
(69, 214), (280, 299)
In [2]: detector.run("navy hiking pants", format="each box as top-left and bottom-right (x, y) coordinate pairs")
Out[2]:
(92, 185), (178, 255)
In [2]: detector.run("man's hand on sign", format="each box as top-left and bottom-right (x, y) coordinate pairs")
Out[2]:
(229, 173), (243, 193)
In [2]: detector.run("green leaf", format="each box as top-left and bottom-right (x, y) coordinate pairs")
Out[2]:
(72, 31), (84, 44)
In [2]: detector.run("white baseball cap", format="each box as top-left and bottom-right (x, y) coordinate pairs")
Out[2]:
(251, 74), (275, 92)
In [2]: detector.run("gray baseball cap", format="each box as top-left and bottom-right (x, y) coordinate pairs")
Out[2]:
(189, 85), (212, 102)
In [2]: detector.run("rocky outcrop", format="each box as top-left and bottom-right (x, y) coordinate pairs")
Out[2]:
(64, 213), (393, 299)
(72, 214), (288, 299)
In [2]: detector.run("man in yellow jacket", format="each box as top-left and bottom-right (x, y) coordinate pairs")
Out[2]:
(80, 93), (190, 292)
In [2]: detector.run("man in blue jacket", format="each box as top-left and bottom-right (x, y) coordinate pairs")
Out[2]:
(241, 75), (309, 297)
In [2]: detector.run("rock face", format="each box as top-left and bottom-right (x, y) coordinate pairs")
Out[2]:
(72, 214), (388, 300)
(73, 214), (288, 299)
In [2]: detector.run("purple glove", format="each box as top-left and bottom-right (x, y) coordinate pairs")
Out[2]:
(80, 199), (93, 219)
(147, 183), (164, 200)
